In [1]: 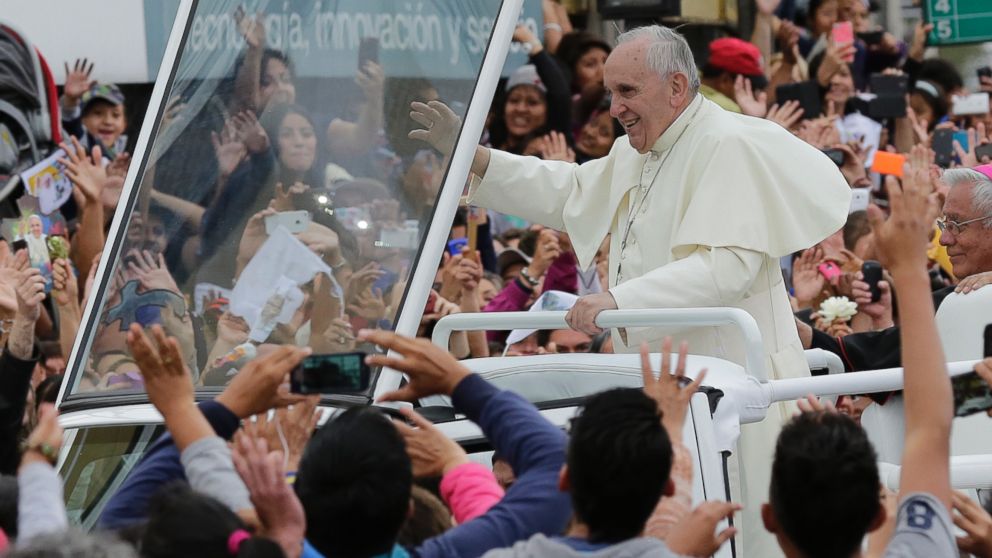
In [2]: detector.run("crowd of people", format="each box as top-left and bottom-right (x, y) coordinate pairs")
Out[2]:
(2, 0), (992, 555)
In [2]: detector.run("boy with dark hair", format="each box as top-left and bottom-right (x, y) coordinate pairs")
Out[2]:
(295, 407), (413, 558)
(61, 59), (128, 158)
(764, 168), (957, 557)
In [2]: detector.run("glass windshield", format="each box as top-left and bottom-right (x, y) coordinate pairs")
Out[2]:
(66, 0), (506, 398)
(62, 424), (164, 530)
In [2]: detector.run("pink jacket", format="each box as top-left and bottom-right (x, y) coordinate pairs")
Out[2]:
(440, 462), (506, 523)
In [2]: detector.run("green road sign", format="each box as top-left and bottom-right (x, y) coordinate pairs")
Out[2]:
(924, 0), (992, 46)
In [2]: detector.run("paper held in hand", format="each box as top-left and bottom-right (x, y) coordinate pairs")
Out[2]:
(20, 149), (72, 215)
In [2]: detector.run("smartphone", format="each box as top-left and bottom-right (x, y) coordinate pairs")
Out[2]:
(868, 74), (908, 119)
(291, 352), (371, 395)
(358, 37), (379, 68)
(953, 130), (970, 154)
(776, 81), (822, 120)
(933, 129), (955, 167)
(871, 74), (908, 97)
(822, 148), (845, 166)
(861, 260), (883, 302)
(11, 238), (27, 254)
(858, 30), (884, 45)
(832, 22), (855, 61)
(817, 261), (843, 282)
(979, 67), (992, 80)
(850, 188), (870, 213)
(334, 206), (372, 232)
(976, 143), (992, 162)
(377, 227), (419, 250)
(264, 210), (311, 235)
(952, 93), (990, 116)
(447, 237), (468, 255)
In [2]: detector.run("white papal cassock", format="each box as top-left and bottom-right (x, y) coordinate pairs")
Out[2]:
(469, 93), (851, 556)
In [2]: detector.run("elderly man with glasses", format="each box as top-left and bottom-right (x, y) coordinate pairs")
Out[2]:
(797, 164), (992, 372)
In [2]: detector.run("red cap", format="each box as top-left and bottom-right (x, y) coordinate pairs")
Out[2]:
(707, 38), (764, 77)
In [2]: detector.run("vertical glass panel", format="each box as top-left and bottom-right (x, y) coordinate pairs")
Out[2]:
(68, 0), (504, 397)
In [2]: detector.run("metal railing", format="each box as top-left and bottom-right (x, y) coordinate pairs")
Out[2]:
(432, 307), (769, 381)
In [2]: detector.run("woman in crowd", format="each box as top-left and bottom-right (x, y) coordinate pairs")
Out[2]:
(486, 25), (572, 155)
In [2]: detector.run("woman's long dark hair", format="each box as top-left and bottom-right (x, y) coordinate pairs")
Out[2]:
(258, 103), (358, 261)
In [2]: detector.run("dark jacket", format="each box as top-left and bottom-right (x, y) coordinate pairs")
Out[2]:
(809, 286), (955, 372)
(0, 346), (39, 475)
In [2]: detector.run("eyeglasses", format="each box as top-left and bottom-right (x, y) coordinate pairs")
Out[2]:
(936, 214), (992, 236)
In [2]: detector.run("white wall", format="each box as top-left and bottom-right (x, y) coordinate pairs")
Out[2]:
(3, 0), (150, 84)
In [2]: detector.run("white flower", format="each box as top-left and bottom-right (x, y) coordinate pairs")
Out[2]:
(819, 296), (858, 323)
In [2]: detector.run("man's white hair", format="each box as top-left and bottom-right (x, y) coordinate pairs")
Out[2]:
(615, 25), (700, 95)
(941, 168), (992, 229)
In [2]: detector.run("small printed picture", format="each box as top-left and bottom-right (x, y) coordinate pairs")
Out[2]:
(1, 197), (69, 291)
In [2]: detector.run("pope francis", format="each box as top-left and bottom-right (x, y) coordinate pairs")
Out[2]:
(410, 25), (850, 556)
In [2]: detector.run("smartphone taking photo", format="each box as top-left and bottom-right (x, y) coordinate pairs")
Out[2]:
(952, 325), (992, 417)
(291, 352), (372, 395)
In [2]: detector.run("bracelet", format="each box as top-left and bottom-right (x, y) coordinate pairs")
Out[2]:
(544, 23), (563, 32)
(328, 258), (349, 270)
(514, 277), (534, 292)
(519, 267), (541, 287)
(285, 471), (297, 485)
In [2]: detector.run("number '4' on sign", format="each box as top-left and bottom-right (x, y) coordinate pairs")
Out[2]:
(933, 0), (950, 13)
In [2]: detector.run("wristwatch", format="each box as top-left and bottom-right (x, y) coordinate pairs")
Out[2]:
(519, 267), (541, 287)
(26, 442), (59, 465)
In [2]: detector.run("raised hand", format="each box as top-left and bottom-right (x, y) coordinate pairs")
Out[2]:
(792, 246), (826, 308)
(665, 500), (742, 557)
(22, 403), (64, 467)
(640, 338), (706, 440)
(13, 249), (45, 323)
(271, 181), (307, 212)
(231, 432), (307, 558)
(954, 124), (987, 168)
(231, 110), (269, 154)
(868, 168), (940, 274)
(127, 249), (180, 294)
(454, 256), (483, 294)
(51, 258), (79, 308)
(356, 61), (385, 103)
(237, 208), (277, 268)
(250, 396), (320, 471)
(127, 323), (193, 416)
(234, 7), (266, 49)
(408, 101), (461, 156)
(211, 119), (247, 179)
(734, 75), (768, 118)
(106, 152), (131, 179)
(362, 329), (472, 402)
(295, 221), (341, 263)
(952, 490), (992, 558)
(796, 393), (838, 415)
(63, 58), (95, 103)
(60, 136), (106, 210)
(538, 131), (576, 163)
(851, 271), (894, 328)
(393, 407), (469, 477)
(215, 345), (311, 419)
(766, 100), (804, 130)
(347, 287), (387, 322)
